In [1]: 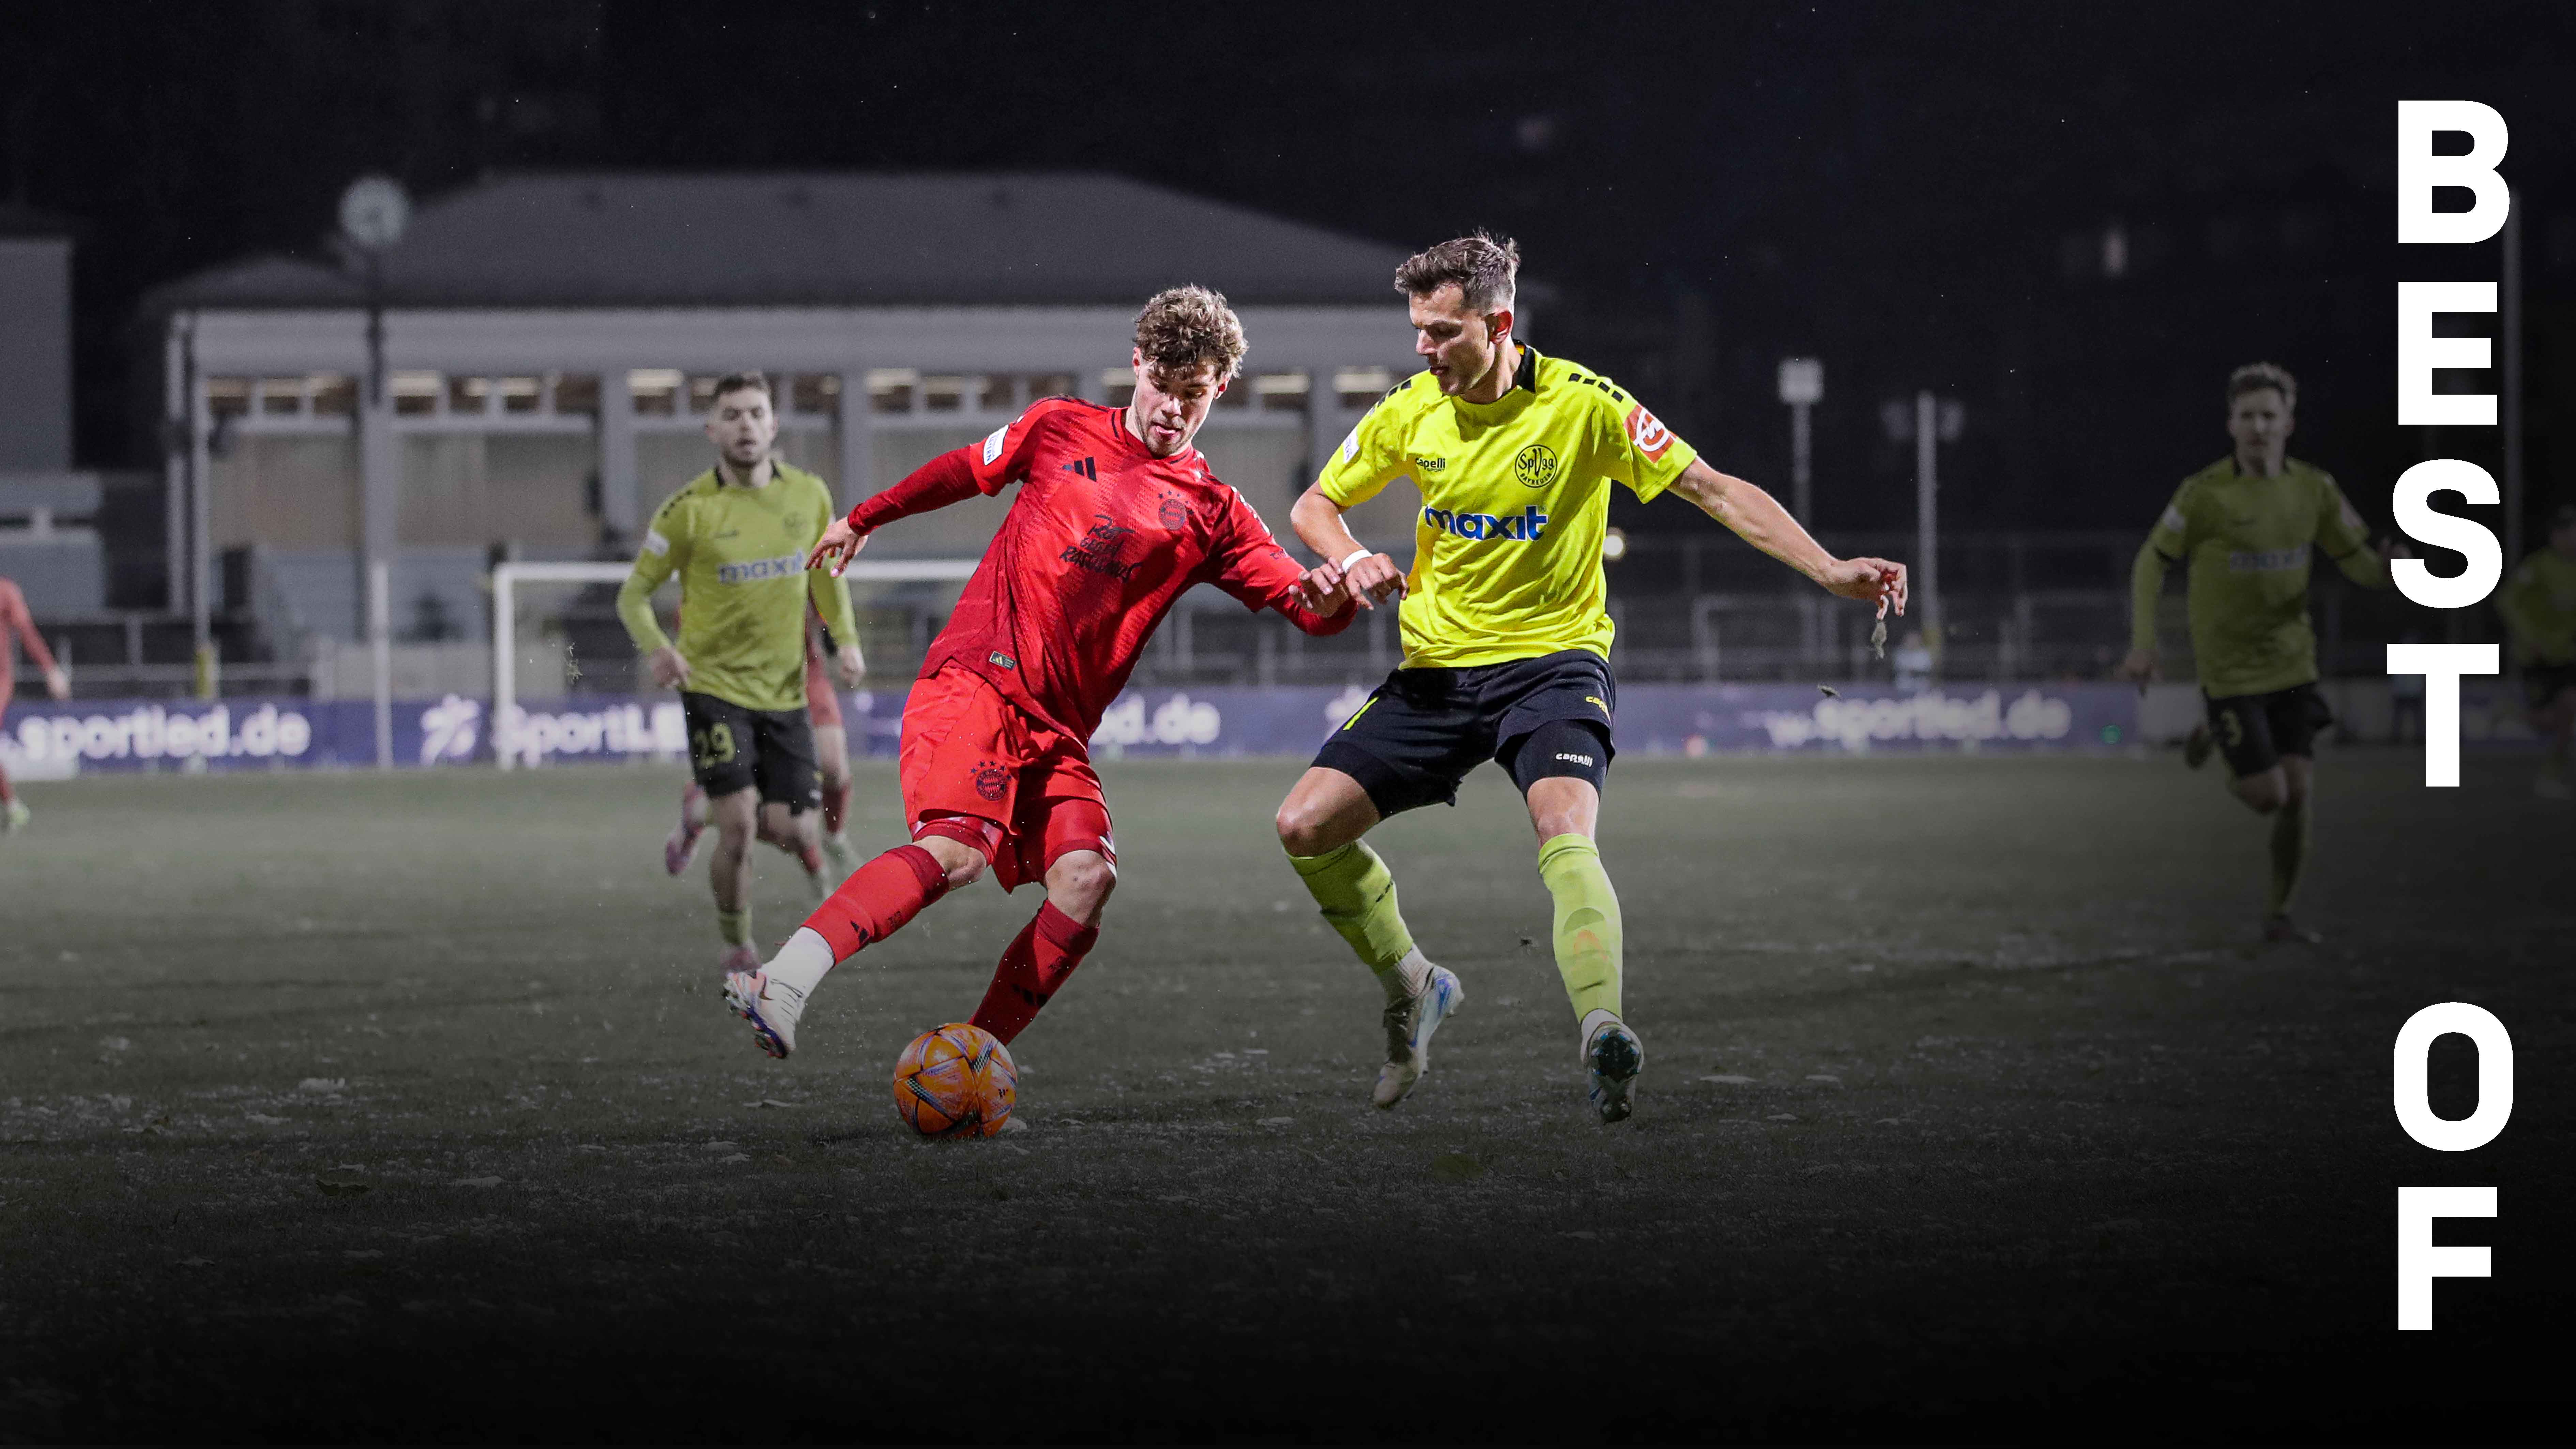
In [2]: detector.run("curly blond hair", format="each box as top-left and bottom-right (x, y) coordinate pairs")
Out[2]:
(1134, 285), (1248, 383)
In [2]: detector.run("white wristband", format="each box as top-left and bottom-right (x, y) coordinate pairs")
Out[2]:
(1337, 547), (1374, 574)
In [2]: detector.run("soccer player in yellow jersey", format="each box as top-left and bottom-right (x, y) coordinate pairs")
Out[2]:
(2497, 503), (2576, 799)
(1273, 234), (1907, 1124)
(618, 372), (864, 974)
(2117, 363), (2404, 942)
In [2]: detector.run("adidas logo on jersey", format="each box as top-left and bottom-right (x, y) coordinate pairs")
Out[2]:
(1422, 504), (1550, 542)
(1061, 457), (1099, 479)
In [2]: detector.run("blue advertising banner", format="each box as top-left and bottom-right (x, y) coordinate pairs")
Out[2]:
(1, 681), (2543, 776)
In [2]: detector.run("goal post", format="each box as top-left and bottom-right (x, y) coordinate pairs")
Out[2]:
(489, 557), (980, 769)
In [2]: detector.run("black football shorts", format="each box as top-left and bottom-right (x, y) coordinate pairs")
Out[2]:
(1313, 648), (1615, 817)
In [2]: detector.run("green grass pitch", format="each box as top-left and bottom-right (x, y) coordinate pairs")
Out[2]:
(1, 752), (2566, 1439)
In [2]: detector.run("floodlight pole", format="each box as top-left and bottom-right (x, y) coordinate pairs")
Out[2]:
(370, 559), (392, 770)
(1776, 358), (1822, 522)
(1915, 390), (1939, 669)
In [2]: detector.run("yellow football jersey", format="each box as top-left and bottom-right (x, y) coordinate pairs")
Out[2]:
(1316, 345), (1697, 668)
(2144, 457), (2369, 698)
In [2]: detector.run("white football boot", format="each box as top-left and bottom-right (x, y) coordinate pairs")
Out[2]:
(1373, 960), (1465, 1109)
(722, 962), (805, 1060)
(1580, 1010), (1644, 1125)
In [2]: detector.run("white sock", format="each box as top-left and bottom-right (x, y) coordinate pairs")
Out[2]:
(1577, 1007), (1621, 1061)
(763, 927), (837, 1005)
(1379, 946), (1434, 1003)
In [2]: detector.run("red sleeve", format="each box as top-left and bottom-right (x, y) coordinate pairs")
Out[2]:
(964, 398), (1081, 494)
(2, 585), (56, 673)
(849, 448), (980, 533)
(1205, 492), (1354, 638)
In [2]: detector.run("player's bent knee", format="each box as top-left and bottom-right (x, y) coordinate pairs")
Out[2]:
(1049, 852), (1116, 909)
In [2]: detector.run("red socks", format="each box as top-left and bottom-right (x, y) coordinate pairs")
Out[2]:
(822, 779), (850, 837)
(804, 843), (947, 958)
(969, 902), (1099, 1045)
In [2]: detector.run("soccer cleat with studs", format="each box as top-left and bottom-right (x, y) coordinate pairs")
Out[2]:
(1373, 964), (1464, 1109)
(723, 964), (804, 1059)
(1583, 1017), (1644, 1125)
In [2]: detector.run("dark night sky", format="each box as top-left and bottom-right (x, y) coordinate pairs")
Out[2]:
(6, 0), (2571, 533)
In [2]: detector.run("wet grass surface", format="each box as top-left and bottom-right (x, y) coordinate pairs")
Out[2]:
(1, 753), (2567, 1440)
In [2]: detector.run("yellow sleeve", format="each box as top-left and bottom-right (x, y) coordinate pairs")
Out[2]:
(1314, 396), (1409, 508)
(2497, 556), (2548, 648)
(1595, 391), (1697, 502)
(617, 491), (687, 655)
(2145, 481), (2195, 561)
(2315, 475), (2371, 559)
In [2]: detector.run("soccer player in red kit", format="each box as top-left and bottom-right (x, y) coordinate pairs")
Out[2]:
(0, 576), (71, 833)
(721, 286), (1355, 1060)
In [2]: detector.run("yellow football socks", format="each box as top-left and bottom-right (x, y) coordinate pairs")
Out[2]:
(717, 907), (752, 948)
(1538, 833), (1622, 1023)
(1290, 841), (1419, 999)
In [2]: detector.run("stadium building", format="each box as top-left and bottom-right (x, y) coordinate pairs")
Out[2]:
(142, 172), (1424, 691)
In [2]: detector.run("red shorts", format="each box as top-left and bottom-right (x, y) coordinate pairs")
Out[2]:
(898, 663), (1113, 892)
(803, 649), (842, 729)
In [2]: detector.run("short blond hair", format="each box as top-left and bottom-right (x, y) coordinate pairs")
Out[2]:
(1134, 286), (1247, 383)
(2226, 362), (2297, 409)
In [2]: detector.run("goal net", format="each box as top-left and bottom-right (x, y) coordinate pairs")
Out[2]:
(487, 558), (978, 769)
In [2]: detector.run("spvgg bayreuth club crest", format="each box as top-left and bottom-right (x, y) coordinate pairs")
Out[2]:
(1515, 443), (1559, 488)
(972, 759), (1010, 802)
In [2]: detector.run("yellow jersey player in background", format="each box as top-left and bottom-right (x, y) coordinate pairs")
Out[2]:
(618, 372), (863, 975)
(2497, 503), (2576, 799)
(2118, 362), (2405, 943)
(1273, 234), (1906, 1124)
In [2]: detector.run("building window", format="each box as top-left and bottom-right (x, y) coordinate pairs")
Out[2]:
(978, 374), (1016, 412)
(552, 373), (600, 416)
(868, 368), (917, 414)
(496, 376), (544, 414)
(310, 375), (357, 416)
(1100, 368), (1134, 408)
(1026, 372), (1075, 402)
(1255, 371), (1310, 413)
(448, 376), (491, 415)
(629, 369), (682, 416)
(207, 377), (253, 419)
(1333, 367), (1392, 408)
(392, 371), (442, 416)
(259, 377), (304, 415)
(790, 373), (841, 419)
(920, 375), (970, 412)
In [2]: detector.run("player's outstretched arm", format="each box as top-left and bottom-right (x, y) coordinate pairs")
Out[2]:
(1289, 482), (1405, 610)
(811, 448), (988, 577)
(1667, 459), (1906, 616)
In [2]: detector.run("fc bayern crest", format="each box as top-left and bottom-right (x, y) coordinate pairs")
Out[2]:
(1158, 494), (1190, 530)
(972, 760), (1010, 802)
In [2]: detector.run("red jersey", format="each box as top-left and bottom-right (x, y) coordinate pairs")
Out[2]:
(853, 398), (1349, 743)
(0, 579), (59, 708)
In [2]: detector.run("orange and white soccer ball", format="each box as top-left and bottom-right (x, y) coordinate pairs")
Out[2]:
(891, 1023), (1016, 1137)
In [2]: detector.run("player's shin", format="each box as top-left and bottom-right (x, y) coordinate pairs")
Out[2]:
(1289, 840), (1426, 1000)
(2266, 796), (2312, 918)
(794, 843), (950, 976)
(821, 778), (850, 839)
(967, 902), (1098, 1045)
(1538, 834), (1623, 1026)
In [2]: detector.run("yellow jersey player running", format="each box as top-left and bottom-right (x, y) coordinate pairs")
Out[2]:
(2497, 503), (2576, 799)
(2117, 362), (2405, 943)
(618, 371), (864, 975)
(1273, 234), (1906, 1124)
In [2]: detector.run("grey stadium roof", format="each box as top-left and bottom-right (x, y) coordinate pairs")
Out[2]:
(147, 171), (1420, 312)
